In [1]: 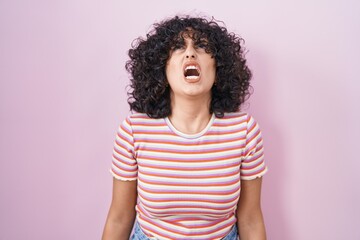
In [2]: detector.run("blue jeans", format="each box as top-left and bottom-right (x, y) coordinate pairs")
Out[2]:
(130, 221), (238, 240)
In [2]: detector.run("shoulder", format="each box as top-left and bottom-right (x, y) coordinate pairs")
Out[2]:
(218, 112), (250, 124)
(223, 112), (261, 124)
(122, 113), (166, 128)
(217, 112), (261, 132)
(126, 112), (150, 121)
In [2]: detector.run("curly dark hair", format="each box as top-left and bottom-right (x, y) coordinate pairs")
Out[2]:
(126, 15), (252, 118)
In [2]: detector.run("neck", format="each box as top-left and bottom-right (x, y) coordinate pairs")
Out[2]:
(168, 94), (212, 134)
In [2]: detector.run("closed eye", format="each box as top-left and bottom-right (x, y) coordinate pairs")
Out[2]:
(172, 40), (186, 51)
(195, 44), (207, 50)
(194, 40), (209, 50)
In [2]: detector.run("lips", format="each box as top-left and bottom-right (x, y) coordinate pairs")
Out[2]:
(183, 62), (201, 81)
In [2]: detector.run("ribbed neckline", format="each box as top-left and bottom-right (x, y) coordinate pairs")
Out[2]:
(165, 114), (215, 139)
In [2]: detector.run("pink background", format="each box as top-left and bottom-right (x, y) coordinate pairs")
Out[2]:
(1, 0), (359, 239)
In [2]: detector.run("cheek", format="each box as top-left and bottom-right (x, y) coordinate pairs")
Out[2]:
(165, 63), (175, 81)
(204, 58), (216, 71)
(165, 61), (173, 78)
(166, 61), (182, 81)
(205, 61), (216, 78)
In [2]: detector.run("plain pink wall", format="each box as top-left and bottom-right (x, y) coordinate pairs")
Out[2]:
(1, 0), (359, 239)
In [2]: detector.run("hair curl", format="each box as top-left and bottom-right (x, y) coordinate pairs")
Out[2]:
(126, 15), (252, 118)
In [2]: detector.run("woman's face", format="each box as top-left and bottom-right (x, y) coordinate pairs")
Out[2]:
(165, 35), (216, 100)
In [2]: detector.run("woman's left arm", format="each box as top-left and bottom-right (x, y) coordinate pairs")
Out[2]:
(236, 177), (266, 240)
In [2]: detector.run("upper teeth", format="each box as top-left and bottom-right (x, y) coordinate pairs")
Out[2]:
(185, 65), (198, 71)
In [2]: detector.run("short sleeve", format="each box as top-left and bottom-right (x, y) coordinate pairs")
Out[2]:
(240, 115), (268, 180)
(110, 116), (138, 181)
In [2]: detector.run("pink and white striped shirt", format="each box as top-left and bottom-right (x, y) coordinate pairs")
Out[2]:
(110, 112), (267, 239)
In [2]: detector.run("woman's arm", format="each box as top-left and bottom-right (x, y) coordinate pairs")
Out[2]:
(236, 177), (266, 240)
(102, 178), (137, 240)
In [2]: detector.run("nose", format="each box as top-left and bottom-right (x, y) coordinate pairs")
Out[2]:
(185, 44), (196, 59)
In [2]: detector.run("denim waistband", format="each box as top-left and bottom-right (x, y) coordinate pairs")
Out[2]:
(221, 224), (238, 240)
(130, 221), (238, 240)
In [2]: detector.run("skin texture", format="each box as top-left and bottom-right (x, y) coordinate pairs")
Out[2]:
(166, 36), (217, 134)
(102, 179), (137, 240)
(166, 37), (216, 99)
(237, 177), (267, 240)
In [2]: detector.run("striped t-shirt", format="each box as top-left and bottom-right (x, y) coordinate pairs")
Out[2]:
(110, 112), (267, 240)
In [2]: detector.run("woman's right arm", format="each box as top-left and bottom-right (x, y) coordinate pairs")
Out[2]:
(102, 178), (137, 240)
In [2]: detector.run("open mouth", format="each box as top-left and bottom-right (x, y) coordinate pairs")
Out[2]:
(184, 65), (200, 80)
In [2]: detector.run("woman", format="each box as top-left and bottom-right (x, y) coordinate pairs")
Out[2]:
(102, 15), (268, 240)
